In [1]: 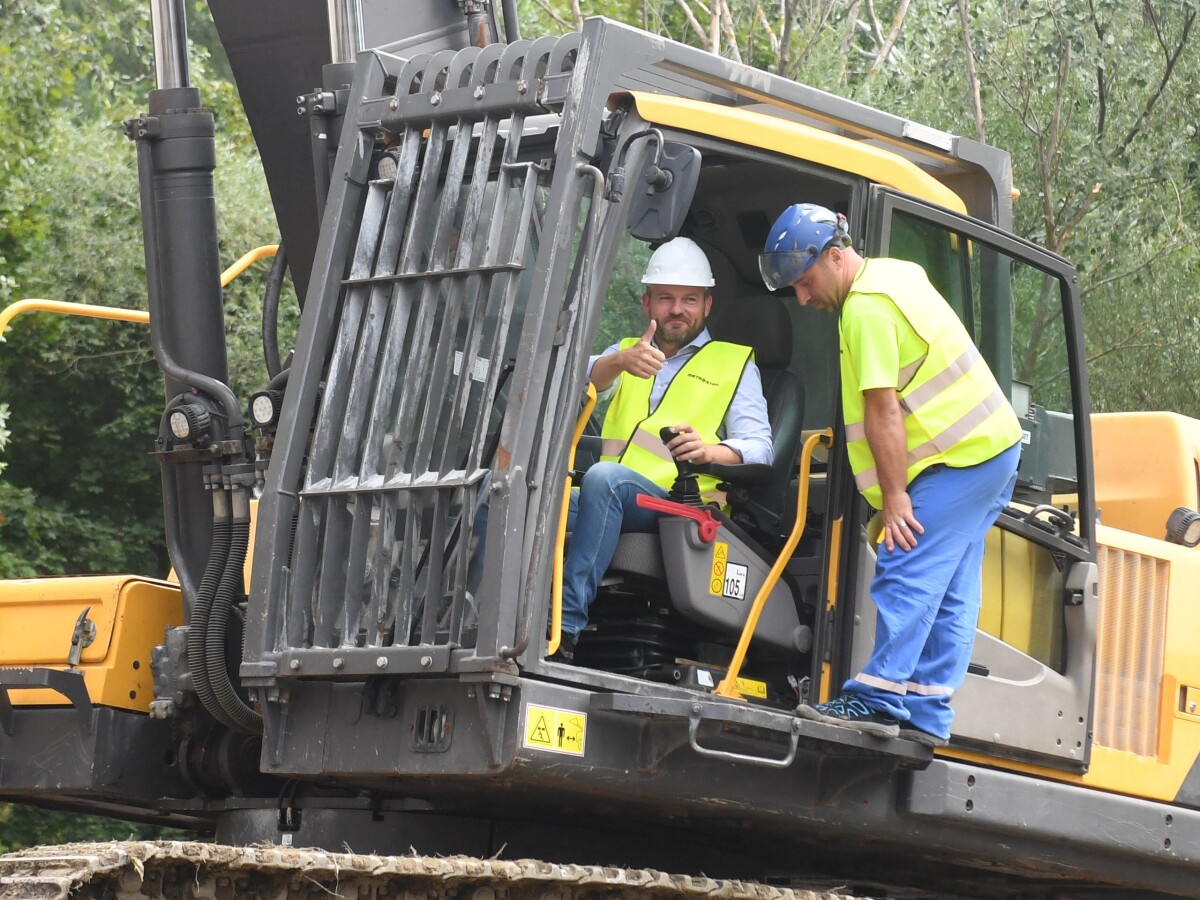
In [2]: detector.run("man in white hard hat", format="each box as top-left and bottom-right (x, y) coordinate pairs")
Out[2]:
(555, 237), (773, 661)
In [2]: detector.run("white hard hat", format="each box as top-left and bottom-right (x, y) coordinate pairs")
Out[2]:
(641, 237), (715, 288)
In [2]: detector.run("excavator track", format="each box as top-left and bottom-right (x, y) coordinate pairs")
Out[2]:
(0, 841), (856, 899)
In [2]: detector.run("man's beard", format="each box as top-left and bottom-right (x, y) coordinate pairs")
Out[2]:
(657, 316), (704, 347)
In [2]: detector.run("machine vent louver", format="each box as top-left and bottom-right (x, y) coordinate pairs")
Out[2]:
(1094, 545), (1168, 757)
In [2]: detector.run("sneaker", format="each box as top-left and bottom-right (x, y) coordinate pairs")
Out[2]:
(899, 725), (949, 748)
(548, 632), (577, 664)
(795, 693), (900, 738)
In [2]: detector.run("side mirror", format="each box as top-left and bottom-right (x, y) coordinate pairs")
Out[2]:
(626, 142), (701, 242)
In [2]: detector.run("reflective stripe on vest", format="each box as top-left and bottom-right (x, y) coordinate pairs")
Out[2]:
(840, 258), (1021, 508)
(600, 338), (753, 503)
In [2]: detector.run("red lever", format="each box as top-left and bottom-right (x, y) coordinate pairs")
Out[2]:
(636, 494), (720, 543)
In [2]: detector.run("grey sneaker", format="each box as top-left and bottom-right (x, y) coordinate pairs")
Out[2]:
(796, 693), (900, 738)
(899, 725), (949, 748)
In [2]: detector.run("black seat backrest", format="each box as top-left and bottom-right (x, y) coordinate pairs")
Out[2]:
(708, 295), (804, 537)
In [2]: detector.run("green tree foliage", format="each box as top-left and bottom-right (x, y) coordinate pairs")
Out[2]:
(0, 804), (180, 853)
(0, 4), (281, 579)
(524, 0), (1200, 415)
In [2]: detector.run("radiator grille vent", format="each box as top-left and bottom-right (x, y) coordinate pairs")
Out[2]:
(1094, 545), (1168, 757)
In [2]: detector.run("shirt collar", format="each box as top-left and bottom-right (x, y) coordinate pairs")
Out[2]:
(658, 328), (712, 359)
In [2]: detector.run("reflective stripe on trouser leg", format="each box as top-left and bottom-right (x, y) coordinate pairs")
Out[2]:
(843, 442), (1021, 725)
(560, 462), (666, 637)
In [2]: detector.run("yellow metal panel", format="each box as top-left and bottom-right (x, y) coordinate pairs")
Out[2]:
(978, 529), (1003, 637)
(1092, 411), (1200, 540)
(627, 92), (968, 214)
(0, 576), (182, 712)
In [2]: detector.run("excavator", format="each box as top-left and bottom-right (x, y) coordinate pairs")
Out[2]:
(1, 1), (1199, 897)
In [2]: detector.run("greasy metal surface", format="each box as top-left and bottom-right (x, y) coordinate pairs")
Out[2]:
(0, 842), (854, 899)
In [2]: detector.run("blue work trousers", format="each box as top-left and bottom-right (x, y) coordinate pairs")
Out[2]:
(561, 462), (666, 637)
(845, 442), (1021, 739)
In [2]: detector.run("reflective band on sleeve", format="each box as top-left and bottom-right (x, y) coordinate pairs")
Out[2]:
(855, 672), (908, 695)
(906, 681), (955, 696)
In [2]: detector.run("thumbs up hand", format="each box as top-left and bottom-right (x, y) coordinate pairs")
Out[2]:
(621, 320), (666, 378)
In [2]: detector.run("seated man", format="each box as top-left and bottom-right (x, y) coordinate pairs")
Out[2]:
(557, 237), (773, 661)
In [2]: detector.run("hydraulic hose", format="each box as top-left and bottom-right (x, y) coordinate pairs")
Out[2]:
(186, 488), (235, 728)
(261, 239), (287, 379)
(205, 486), (263, 734)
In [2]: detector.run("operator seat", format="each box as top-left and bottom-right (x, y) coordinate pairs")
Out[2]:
(707, 294), (803, 540)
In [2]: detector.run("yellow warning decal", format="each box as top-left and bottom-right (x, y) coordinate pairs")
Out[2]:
(709, 541), (728, 595)
(735, 677), (768, 699)
(523, 704), (587, 756)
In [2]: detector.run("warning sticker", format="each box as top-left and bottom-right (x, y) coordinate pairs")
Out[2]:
(735, 677), (768, 699)
(709, 542), (728, 595)
(523, 704), (587, 756)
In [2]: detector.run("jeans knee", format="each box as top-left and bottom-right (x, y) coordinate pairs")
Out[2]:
(581, 461), (623, 490)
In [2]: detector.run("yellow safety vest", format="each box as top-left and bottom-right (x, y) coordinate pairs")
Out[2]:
(840, 258), (1022, 509)
(600, 338), (753, 504)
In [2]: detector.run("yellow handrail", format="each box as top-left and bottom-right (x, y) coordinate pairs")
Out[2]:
(0, 245), (280, 338)
(548, 383), (598, 656)
(0, 299), (149, 336)
(714, 428), (834, 699)
(220, 244), (279, 287)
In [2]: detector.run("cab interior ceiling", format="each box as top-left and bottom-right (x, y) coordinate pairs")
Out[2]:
(678, 151), (853, 294)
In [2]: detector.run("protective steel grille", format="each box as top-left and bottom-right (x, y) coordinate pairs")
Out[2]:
(1094, 545), (1168, 757)
(273, 41), (576, 662)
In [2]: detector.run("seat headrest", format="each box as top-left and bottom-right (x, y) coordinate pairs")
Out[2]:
(708, 294), (793, 370)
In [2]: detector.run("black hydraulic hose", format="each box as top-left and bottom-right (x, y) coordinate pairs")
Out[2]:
(135, 138), (246, 440)
(206, 488), (263, 733)
(262, 240), (287, 380)
(186, 491), (235, 728)
(158, 448), (197, 602)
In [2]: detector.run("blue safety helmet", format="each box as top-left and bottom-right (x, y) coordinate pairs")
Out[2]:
(759, 203), (851, 291)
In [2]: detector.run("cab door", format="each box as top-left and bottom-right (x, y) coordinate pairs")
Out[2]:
(848, 187), (1098, 770)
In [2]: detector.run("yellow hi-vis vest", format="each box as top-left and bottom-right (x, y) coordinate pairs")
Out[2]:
(840, 258), (1022, 509)
(600, 338), (754, 504)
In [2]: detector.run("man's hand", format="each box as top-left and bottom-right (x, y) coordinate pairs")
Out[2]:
(880, 489), (924, 552)
(621, 320), (666, 378)
(589, 321), (665, 391)
(665, 423), (742, 466)
(863, 387), (924, 552)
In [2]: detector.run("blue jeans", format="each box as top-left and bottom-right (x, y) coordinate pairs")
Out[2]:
(561, 462), (667, 637)
(844, 442), (1021, 739)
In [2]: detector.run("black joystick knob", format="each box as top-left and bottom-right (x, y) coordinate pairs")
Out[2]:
(659, 426), (704, 506)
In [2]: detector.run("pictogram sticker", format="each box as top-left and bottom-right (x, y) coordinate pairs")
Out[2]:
(709, 541), (728, 595)
(524, 704), (587, 756)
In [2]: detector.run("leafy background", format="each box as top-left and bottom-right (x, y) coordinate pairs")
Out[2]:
(1, 0), (1197, 846)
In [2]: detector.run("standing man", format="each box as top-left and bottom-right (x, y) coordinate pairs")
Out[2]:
(760, 204), (1021, 746)
(556, 236), (773, 661)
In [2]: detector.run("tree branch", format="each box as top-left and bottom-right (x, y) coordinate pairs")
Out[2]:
(753, 1), (780, 61)
(528, 0), (572, 31)
(867, 0), (911, 79)
(956, 0), (985, 141)
(673, 0), (708, 45)
(718, 0), (743, 62)
(1115, 5), (1195, 158)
